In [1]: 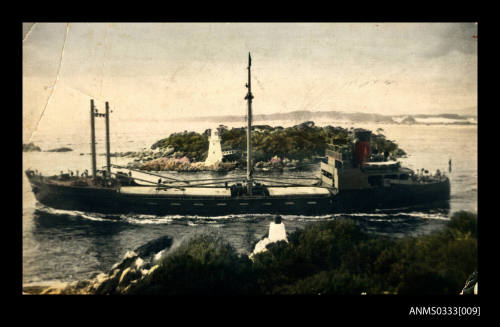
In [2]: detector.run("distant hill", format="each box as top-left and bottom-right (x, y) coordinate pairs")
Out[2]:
(401, 116), (417, 124)
(171, 110), (476, 125)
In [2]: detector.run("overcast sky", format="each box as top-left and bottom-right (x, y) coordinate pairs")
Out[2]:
(23, 22), (477, 141)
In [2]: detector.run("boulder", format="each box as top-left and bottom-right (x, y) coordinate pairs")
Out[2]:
(88, 235), (174, 294)
(460, 271), (478, 295)
(93, 268), (121, 295)
(117, 267), (142, 292)
(135, 235), (173, 259)
(22, 235), (176, 295)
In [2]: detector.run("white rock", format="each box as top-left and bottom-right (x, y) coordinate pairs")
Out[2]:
(153, 250), (165, 263)
(134, 257), (145, 269)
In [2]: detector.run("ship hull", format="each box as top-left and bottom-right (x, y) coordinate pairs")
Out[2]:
(333, 179), (451, 212)
(26, 174), (450, 216)
(26, 177), (332, 216)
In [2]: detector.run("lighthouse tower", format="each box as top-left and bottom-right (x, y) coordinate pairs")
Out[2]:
(205, 127), (223, 165)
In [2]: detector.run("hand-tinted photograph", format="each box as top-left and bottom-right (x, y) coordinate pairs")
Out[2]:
(22, 22), (477, 298)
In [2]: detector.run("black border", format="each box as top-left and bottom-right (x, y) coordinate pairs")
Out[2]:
(14, 14), (487, 322)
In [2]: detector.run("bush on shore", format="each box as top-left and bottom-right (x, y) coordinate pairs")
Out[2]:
(126, 234), (257, 295)
(125, 211), (477, 295)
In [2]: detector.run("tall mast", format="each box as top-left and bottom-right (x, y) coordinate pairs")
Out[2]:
(90, 99), (97, 180)
(245, 52), (254, 195)
(105, 101), (111, 176)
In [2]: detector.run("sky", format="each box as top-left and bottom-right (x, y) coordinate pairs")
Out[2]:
(23, 22), (477, 142)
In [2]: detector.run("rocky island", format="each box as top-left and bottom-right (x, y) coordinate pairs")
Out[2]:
(45, 147), (73, 152)
(23, 142), (41, 152)
(123, 122), (406, 172)
(23, 143), (75, 153)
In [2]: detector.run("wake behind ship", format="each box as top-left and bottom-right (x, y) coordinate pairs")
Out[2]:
(25, 54), (450, 216)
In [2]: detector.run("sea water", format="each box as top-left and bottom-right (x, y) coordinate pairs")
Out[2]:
(22, 120), (477, 286)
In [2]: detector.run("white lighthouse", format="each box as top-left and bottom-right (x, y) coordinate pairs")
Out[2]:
(205, 127), (223, 165)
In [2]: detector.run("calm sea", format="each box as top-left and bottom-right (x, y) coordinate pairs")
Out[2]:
(22, 120), (477, 286)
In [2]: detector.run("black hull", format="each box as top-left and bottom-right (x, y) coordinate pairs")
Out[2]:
(26, 175), (450, 216)
(333, 179), (451, 212)
(27, 180), (332, 216)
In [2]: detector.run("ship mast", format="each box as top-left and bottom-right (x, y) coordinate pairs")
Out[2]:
(245, 52), (254, 195)
(105, 101), (111, 176)
(90, 99), (97, 180)
(89, 99), (112, 180)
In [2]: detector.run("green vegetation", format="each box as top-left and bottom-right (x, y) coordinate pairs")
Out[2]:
(371, 129), (407, 158)
(151, 131), (209, 162)
(126, 234), (255, 295)
(150, 122), (405, 163)
(126, 211), (477, 295)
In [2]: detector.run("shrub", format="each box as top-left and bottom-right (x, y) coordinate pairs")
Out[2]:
(125, 211), (477, 295)
(151, 132), (209, 161)
(279, 270), (371, 295)
(446, 210), (478, 239)
(126, 234), (256, 295)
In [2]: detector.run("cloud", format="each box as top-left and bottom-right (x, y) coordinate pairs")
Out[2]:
(23, 23), (477, 122)
(420, 23), (477, 58)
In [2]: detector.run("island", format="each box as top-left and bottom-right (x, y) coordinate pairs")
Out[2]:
(126, 121), (406, 172)
(23, 142), (41, 152)
(45, 147), (73, 152)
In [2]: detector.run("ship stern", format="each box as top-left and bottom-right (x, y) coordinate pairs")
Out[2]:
(24, 169), (42, 197)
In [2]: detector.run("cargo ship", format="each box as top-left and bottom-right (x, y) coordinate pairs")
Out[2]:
(25, 53), (450, 216)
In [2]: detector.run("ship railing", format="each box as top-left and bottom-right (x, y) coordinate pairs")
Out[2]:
(410, 174), (449, 184)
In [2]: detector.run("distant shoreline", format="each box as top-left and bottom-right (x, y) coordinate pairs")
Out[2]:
(162, 110), (477, 125)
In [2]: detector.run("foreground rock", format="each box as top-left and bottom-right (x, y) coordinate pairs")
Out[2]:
(23, 235), (174, 295)
(460, 271), (478, 295)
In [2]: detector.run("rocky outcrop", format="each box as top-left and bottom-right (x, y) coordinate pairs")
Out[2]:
(460, 271), (478, 295)
(45, 147), (73, 152)
(23, 143), (41, 152)
(23, 235), (174, 295)
(136, 157), (237, 172)
(110, 146), (175, 160)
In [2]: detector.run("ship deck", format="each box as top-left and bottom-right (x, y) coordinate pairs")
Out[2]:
(120, 186), (232, 197)
(119, 186), (331, 198)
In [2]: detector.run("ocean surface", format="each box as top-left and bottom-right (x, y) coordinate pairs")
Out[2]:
(22, 120), (477, 286)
